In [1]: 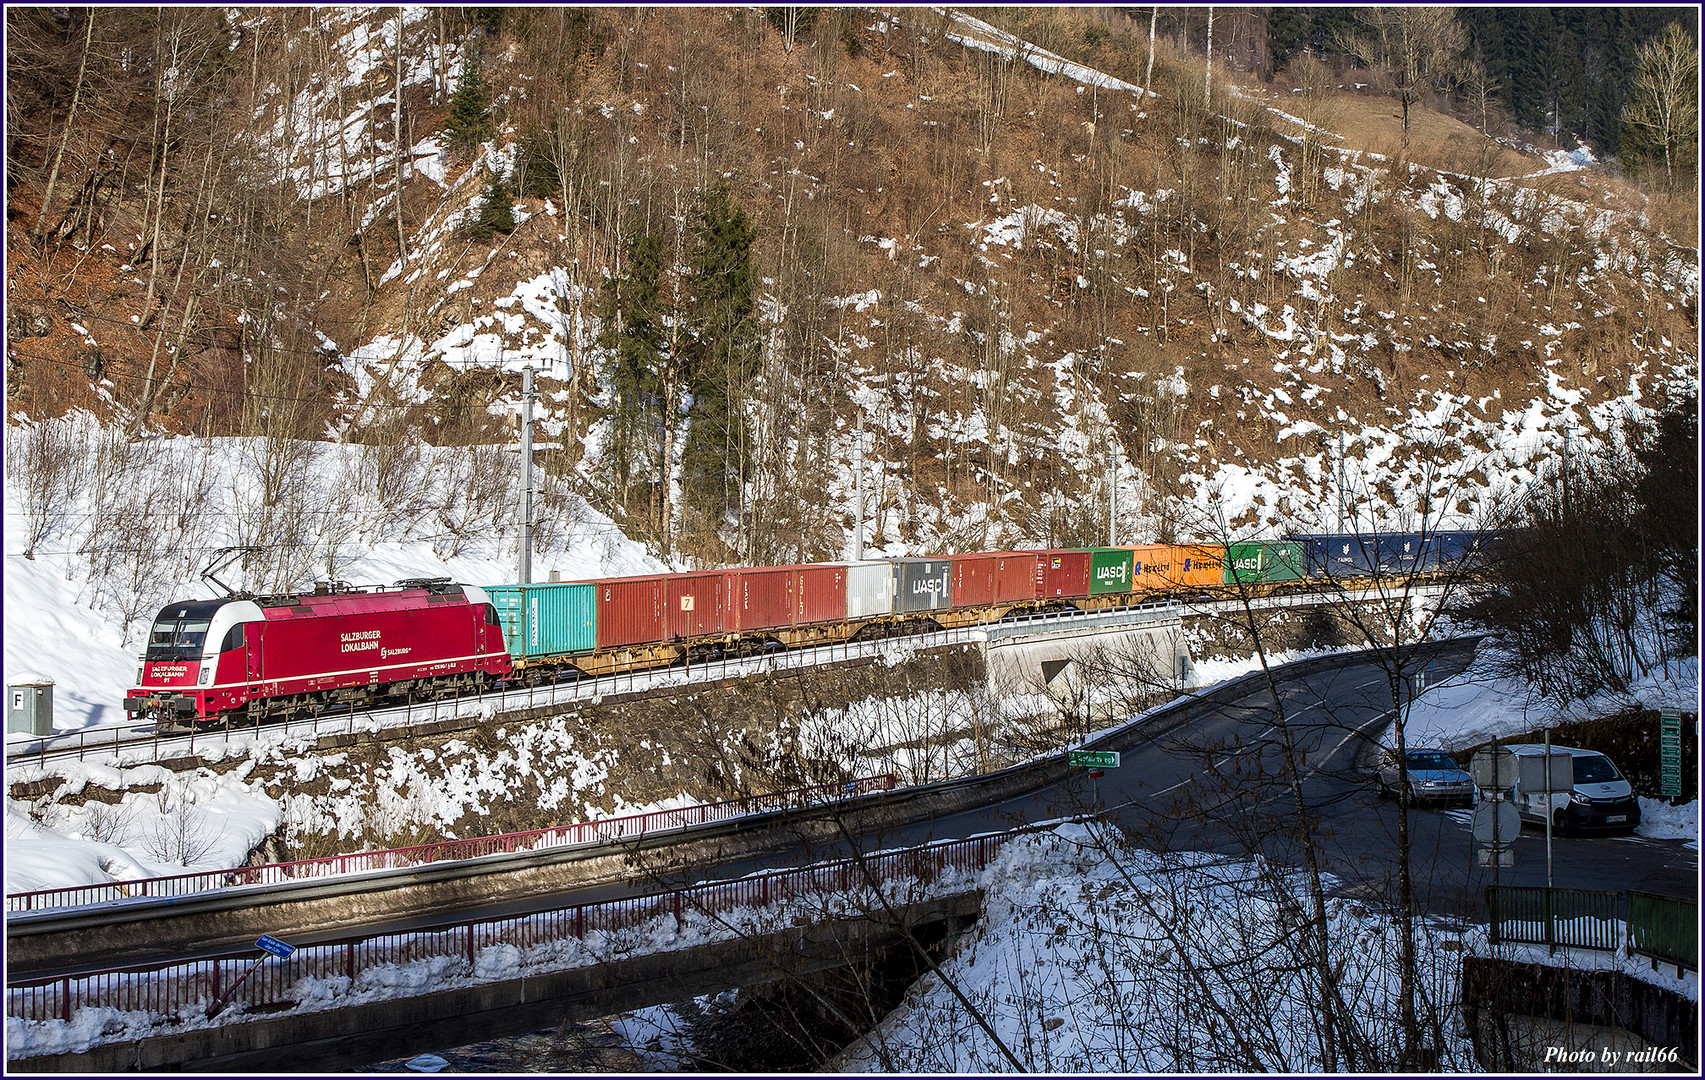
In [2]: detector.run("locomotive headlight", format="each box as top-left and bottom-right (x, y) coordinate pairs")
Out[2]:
(136, 666), (144, 684)
(200, 667), (213, 685)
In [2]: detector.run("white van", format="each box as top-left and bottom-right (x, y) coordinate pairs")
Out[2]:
(1506, 744), (1641, 836)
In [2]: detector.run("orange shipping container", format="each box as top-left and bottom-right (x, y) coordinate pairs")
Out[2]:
(1126, 544), (1224, 593)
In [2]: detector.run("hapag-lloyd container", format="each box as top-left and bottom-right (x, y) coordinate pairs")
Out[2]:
(1173, 544), (1225, 589)
(486, 582), (597, 659)
(844, 561), (895, 619)
(1127, 544), (1179, 591)
(893, 559), (952, 614)
(1086, 548), (1135, 595)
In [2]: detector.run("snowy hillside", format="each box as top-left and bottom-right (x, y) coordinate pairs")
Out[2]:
(3, 6), (1698, 721)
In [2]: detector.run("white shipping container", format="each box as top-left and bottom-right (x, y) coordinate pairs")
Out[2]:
(842, 561), (895, 619)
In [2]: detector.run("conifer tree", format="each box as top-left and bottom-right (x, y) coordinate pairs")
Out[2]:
(515, 126), (561, 200)
(679, 187), (759, 546)
(595, 231), (669, 519)
(463, 173), (514, 240)
(443, 46), (494, 152)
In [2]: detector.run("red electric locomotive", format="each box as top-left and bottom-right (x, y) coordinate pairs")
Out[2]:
(124, 579), (512, 726)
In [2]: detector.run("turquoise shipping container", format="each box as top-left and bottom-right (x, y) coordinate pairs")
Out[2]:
(484, 582), (598, 661)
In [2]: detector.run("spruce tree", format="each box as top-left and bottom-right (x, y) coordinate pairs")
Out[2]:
(464, 173), (515, 241)
(443, 47), (494, 152)
(595, 231), (669, 515)
(515, 126), (561, 201)
(680, 188), (759, 542)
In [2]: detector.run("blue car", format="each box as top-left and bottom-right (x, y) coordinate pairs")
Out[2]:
(1377, 748), (1475, 806)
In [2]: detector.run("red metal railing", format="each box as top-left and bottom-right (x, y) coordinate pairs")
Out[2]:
(6, 831), (1007, 1026)
(5, 774), (897, 913)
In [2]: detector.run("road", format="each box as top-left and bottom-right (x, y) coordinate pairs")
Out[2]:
(285, 639), (1699, 941)
(14, 640), (1693, 981)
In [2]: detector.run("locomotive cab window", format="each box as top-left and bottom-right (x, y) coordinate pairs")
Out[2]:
(146, 619), (211, 660)
(485, 603), (501, 626)
(220, 625), (246, 653)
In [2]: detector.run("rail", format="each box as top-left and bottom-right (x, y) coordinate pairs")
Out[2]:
(6, 831), (1009, 1026)
(6, 774), (898, 913)
(7, 585), (1439, 772)
(1485, 885), (1698, 974)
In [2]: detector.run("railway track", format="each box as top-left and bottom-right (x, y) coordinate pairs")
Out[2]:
(3, 585), (1434, 775)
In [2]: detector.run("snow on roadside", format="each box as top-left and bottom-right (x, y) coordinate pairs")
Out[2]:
(1395, 647), (1699, 754)
(834, 822), (1477, 1072)
(1636, 798), (1699, 848)
(6, 769), (280, 895)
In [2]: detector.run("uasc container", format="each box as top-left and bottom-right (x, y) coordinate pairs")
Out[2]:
(1223, 541), (1303, 586)
(893, 559), (952, 614)
(1086, 548), (1135, 595)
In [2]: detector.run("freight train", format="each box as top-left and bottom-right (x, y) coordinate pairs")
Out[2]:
(124, 532), (1499, 727)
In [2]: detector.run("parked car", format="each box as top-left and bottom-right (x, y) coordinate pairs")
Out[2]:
(1376, 748), (1476, 805)
(1506, 743), (1641, 836)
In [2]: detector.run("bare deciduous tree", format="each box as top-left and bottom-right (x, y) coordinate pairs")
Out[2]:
(1335, 7), (1467, 147)
(1621, 22), (1700, 194)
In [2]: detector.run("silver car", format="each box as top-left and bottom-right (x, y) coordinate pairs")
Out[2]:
(1376, 748), (1475, 806)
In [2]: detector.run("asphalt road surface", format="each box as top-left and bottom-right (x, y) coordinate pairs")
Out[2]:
(534, 638), (1695, 929)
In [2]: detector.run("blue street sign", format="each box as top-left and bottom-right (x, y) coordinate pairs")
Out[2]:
(255, 934), (295, 958)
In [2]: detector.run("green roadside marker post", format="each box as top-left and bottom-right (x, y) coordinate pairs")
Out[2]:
(1069, 750), (1120, 769)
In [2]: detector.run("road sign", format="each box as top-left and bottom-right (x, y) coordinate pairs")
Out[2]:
(1518, 752), (1572, 794)
(1068, 750), (1120, 768)
(1471, 801), (1521, 846)
(1660, 713), (1682, 798)
(255, 934), (295, 959)
(1470, 748), (1518, 791)
(1476, 847), (1514, 867)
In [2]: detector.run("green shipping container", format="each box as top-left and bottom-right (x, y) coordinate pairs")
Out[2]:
(484, 582), (598, 660)
(1087, 548), (1136, 595)
(1224, 542), (1304, 585)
